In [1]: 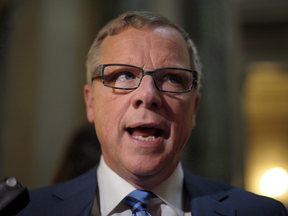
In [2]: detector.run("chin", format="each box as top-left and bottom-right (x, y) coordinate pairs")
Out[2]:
(126, 155), (166, 176)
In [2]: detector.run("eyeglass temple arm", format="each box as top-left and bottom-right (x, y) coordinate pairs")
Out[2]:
(91, 65), (104, 82)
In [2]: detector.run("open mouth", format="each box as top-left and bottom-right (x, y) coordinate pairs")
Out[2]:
(127, 126), (162, 142)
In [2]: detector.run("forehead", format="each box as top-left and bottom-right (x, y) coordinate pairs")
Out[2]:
(98, 26), (190, 68)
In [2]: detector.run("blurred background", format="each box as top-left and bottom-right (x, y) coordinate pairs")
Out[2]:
(0, 0), (288, 208)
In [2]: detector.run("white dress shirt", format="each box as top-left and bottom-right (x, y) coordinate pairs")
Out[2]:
(97, 156), (191, 216)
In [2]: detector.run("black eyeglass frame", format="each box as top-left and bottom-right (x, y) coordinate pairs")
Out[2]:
(91, 63), (198, 93)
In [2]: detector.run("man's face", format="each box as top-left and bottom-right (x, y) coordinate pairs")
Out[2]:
(84, 26), (200, 189)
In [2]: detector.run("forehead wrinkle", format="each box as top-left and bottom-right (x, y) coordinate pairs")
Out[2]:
(125, 34), (154, 69)
(148, 44), (188, 69)
(160, 52), (182, 67)
(103, 30), (153, 66)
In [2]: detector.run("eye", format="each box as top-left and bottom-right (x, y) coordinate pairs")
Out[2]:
(115, 71), (136, 81)
(103, 65), (142, 88)
(164, 74), (182, 84)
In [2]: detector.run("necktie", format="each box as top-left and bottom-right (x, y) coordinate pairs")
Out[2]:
(124, 190), (156, 216)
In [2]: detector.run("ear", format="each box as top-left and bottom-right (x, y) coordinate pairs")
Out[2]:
(84, 84), (95, 123)
(191, 93), (200, 129)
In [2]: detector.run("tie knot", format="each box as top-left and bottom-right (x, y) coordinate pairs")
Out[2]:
(124, 190), (156, 215)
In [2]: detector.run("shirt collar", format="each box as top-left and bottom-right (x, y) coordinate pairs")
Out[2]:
(97, 156), (184, 215)
(150, 161), (184, 215)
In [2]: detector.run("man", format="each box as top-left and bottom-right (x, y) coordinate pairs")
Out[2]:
(19, 11), (287, 216)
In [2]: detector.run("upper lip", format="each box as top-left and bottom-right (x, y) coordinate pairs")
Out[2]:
(127, 122), (163, 129)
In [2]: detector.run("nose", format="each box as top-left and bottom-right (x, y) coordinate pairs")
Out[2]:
(131, 75), (162, 109)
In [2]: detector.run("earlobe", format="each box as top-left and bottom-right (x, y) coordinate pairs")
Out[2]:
(84, 84), (95, 123)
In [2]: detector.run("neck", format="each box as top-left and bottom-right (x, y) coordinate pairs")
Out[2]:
(119, 163), (180, 191)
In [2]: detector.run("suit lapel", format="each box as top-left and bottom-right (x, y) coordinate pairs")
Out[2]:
(48, 166), (98, 216)
(190, 193), (236, 216)
(49, 187), (95, 216)
(183, 167), (236, 216)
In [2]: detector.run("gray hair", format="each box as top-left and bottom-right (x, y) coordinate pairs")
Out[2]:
(86, 11), (202, 91)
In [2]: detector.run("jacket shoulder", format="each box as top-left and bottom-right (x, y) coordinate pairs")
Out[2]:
(18, 166), (98, 216)
(183, 168), (288, 215)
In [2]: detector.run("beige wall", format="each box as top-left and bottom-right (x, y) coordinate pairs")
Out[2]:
(1, 0), (98, 189)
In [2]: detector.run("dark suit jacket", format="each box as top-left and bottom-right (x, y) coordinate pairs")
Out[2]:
(18, 165), (288, 216)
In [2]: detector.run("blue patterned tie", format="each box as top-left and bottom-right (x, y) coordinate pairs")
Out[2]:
(124, 190), (156, 216)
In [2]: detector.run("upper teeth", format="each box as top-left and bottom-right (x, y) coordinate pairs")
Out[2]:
(132, 135), (156, 141)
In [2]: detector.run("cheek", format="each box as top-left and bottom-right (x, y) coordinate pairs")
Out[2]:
(93, 91), (130, 139)
(93, 96), (123, 160)
(166, 97), (195, 144)
(94, 105), (113, 135)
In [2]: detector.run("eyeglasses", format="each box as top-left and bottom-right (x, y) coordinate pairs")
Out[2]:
(91, 64), (198, 93)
